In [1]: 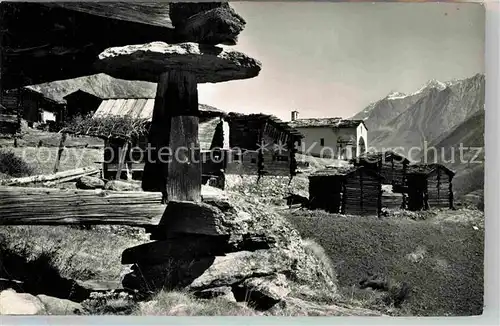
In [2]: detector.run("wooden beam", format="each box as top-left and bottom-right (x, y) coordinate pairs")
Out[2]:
(0, 167), (99, 186)
(115, 141), (129, 180)
(0, 186), (166, 226)
(142, 71), (201, 202)
(53, 132), (67, 173)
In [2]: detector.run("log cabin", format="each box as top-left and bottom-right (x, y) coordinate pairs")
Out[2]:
(308, 166), (384, 216)
(1, 88), (65, 126)
(225, 113), (303, 177)
(405, 163), (455, 211)
(351, 151), (410, 190)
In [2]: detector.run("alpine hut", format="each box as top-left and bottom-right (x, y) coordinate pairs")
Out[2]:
(351, 151), (410, 190)
(308, 166), (384, 216)
(405, 163), (455, 211)
(225, 113), (303, 178)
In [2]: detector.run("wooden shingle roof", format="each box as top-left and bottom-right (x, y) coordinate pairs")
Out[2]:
(407, 163), (455, 177)
(309, 165), (385, 180)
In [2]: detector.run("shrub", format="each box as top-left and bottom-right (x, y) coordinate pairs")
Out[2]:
(302, 238), (337, 285)
(0, 149), (35, 177)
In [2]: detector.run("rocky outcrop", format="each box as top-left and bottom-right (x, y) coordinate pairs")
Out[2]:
(36, 294), (85, 315)
(76, 176), (105, 190)
(121, 192), (337, 310)
(0, 289), (84, 315)
(169, 2), (245, 45)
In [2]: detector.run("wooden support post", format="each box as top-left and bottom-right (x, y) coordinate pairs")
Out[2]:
(53, 132), (67, 173)
(142, 71), (201, 202)
(115, 141), (129, 180)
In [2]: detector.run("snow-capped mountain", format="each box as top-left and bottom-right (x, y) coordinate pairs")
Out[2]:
(352, 73), (485, 196)
(351, 79), (447, 131)
(353, 73), (484, 156)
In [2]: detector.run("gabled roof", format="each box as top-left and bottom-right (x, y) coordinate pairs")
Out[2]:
(289, 117), (366, 130)
(227, 112), (303, 139)
(351, 151), (410, 165)
(63, 89), (103, 101)
(92, 98), (225, 121)
(310, 165), (385, 180)
(407, 163), (455, 177)
(20, 87), (66, 105)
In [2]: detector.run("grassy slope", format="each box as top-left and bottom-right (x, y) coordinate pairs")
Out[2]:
(287, 210), (484, 316)
(0, 225), (146, 283)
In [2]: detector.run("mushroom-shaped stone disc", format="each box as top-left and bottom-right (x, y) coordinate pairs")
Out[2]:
(94, 42), (262, 84)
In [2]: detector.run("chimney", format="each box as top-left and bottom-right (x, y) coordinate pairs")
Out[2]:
(291, 110), (299, 121)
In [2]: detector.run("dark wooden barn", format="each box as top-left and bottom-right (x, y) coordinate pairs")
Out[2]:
(0, 104), (19, 136)
(63, 90), (103, 121)
(1, 87), (64, 125)
(405, 164), (455, 211)
(351, 151), (410, 190)
(225, 113), (303, 177)
(308, 166), (384, 216)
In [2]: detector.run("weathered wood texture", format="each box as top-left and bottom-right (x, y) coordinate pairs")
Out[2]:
(308, 177), (343, 213)
(0, 2), (176, 89)
(309, 167), (382, 216)
(53, 133), (67, 173)
(142, 71), (201, 202)
(406, 166), (454, 211)
(225, 115), (302, 177)
(0, 167), (99, 186)
(0, 186), (166, 225)
(0, 114), (19, 135)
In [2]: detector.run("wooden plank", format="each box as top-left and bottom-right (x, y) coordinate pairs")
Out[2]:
(53, 132), (67, 173)
(115, 142), (129, 180)
(0, 167), (99, 186)
(0, 186), (166, 225)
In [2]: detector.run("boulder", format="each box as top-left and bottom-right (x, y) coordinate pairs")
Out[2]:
(0, 289), (46, 315)
(104, 180), (142, 192)
(194, 286), (236, 302)
(121, 192), (338, 309)
(233, 273), (290, 310)
(36, 295), (84, 315)
(94, 42), (261, 84)
(169, 3), (245, 46)
(76, 176), (105, 190)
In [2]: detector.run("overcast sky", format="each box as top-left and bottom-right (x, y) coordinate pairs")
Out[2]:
(197, 2), (485, 121)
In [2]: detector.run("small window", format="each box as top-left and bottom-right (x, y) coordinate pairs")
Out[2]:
(320, 138), (325, 146)
(251, 157), (257, 163)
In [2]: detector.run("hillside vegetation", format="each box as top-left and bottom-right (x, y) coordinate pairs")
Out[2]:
(287, 209), (484, 316)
